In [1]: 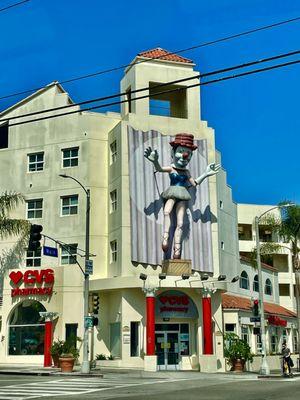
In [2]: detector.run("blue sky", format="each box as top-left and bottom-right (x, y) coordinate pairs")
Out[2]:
(0, 0), (299, 205)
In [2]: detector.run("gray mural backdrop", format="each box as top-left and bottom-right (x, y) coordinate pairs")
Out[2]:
(128, 127), (213, 273)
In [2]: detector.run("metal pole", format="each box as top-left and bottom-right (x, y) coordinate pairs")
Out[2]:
(81, 189), (90, 374)
(255, 216), (270, 375)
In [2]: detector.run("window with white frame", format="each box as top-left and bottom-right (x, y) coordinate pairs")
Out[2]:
(110, 190), (117, 212)
(256, 334), (262, 354)
(28, 152), (44, 172)
(225, 323), (236, 334)
(27, 199), (43, 219)
(270, 327), (279, 353)
(293, 330), (298, 353)
(26, 248), (41, 267)
(61, 244), (77, 265)
(253, 274), (259, 292)
(110, 240), (117, 263)
(265, 278), (273, 295)
(241, 325), (249, 344)
(61, 195), (78, 216)
(110, 141), (117, 164)
(62, 147), (79, 168)
(240, 271), (249, 290)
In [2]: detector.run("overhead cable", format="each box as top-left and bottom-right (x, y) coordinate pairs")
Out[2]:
(0, 15), (300, 101)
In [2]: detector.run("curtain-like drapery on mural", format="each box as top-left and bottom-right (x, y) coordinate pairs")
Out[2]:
(128, 126), (213, 273)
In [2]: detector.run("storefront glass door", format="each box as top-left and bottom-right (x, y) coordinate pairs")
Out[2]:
(155, 330), (180, 370)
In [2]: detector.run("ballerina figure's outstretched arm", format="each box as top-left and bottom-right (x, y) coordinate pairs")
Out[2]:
(144, 147), (172, 173)
(188, 163), (221, 186)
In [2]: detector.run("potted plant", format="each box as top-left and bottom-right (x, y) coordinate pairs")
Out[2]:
(50, 339), (64, 368)
(224, 333), (253, 372)
(59, 340), (79, 373)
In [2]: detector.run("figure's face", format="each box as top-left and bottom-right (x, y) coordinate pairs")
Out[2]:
(172, 145), (193, 168)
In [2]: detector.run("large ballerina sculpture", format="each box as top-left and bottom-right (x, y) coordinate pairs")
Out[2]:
(144, 133), (220, 260)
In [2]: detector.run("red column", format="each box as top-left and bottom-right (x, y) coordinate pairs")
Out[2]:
(146, 294), (156, 355)
(202, 296), (213, 355)
(44, 320), (53, 367)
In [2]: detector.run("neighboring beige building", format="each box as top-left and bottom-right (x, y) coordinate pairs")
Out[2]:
(0, 48), (297, 372)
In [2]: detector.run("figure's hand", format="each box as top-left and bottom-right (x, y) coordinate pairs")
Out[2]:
(144, 147), (159, 163)
(206, 163), (221, 176)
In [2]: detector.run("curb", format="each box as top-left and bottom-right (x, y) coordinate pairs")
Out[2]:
(0, 370), (103, 377)
(258, 373), (300, 379)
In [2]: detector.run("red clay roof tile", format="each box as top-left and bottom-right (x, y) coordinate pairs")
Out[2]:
(222, 293), (296, 318)
(137, 48), (193, 64)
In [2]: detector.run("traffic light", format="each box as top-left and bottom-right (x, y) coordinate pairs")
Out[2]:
(93, 316), (99, 326)
(28, 224), (43, 251)
(92, 293), (100, 315)
(252, 299), (259, 316)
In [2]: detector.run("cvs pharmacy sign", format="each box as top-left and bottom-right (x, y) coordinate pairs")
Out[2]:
(9, 269), (54, 298)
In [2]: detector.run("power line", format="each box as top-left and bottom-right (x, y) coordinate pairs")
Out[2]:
(0, 49), (299, 124)
(0, 0), (30, 13)
(6, 57), (300, 128)
(0, 14), (300, 101)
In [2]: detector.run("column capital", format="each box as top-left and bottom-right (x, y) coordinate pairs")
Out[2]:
(143, 287), (158, 297)
(202, 287), (214, 298)
(39, 311), (58, 322)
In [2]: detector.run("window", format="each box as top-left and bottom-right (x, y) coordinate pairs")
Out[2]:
(65, 324), (78, 349)
(241, 325), (249, 344)
(256, 334), (262, 354)
(130, 322), (139, 357)
(240, 271), (249, 290)
(110, 141), (117, 164)
(62, 147), (79, 168)
(259, 225), (273, 242)
(126, 87), (132, 113)
(26, 249), (41, 267)
(28, 152), (44, 172)
(253, 275), (259, 292)
(225, 324), (236, 333)
(61, 195), (78, 216)
(110, 240), (117, 263)
(265, 279), (273, 295)
(61, 243), (77, 265)
(8, 300), (46, 355)
(238, 224), (252, 240)
(293, 330), (298, 353)
(221, 241), (225, 250)
(0, 123), (8, 149)
(149, 82), (187, 119)
(110, 190), (117, 212)
(279, 284), (290, 296)
(219, 200), (223, 209)
(27, 199), (43, 219)
(270, 327), (279, 353)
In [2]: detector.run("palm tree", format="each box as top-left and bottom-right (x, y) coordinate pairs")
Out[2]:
(0, 192), (30, 288)
(254, 203), (300, 355)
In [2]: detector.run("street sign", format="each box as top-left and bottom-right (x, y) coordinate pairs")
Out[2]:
(84, 316), (94, 329)
(43, 246), (58, 258)
(250, 316), (261, 323)
(85, 260), (93, 275)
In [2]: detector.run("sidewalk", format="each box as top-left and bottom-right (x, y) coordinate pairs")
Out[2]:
(0, 364), (103, 377)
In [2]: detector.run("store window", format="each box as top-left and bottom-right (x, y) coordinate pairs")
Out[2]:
(9, 300), (46, 355)
(225, 324), (236, 333)
(130, 321), (139, 357)
(65, 323), (78, 349)
(61, 195), (78, 216)
(28, 152), (44, 172)
(241, 325), (249, 344)
(253, 275), (259, 292)
(27, 199), (43, 219)
(26, 248), (41, 267)
(62, 147), (79, 168)
(293, 330), (298, 353)
(240, 271), (249, 290)
(270, 327), (279, 353)
(256, 334), (262, 354)
(265, 279), (273, 296)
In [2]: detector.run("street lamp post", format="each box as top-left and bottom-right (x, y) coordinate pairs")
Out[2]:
(254, 204), (293, 376)
(59, 174), (91, 374)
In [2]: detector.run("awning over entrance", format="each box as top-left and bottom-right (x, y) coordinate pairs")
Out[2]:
(222, 293), (296, 319)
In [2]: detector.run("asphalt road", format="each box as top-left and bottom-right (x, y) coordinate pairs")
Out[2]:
(0, 373), (299, 400)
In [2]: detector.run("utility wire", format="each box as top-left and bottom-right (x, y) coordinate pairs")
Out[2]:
(0, 0), (30, 13)
(0, 49), (299, 124)
(5, 57), (300, 128)
(0, 14), (300, 101)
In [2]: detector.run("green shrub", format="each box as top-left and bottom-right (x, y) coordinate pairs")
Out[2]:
(95, 353), (107, 360)
(224, 333), (254, 366)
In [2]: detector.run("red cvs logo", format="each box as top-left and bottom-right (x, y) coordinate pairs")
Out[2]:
(9, 269), (54, 285)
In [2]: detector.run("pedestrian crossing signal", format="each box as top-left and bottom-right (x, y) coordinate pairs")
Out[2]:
(93, 294), (100, 315)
